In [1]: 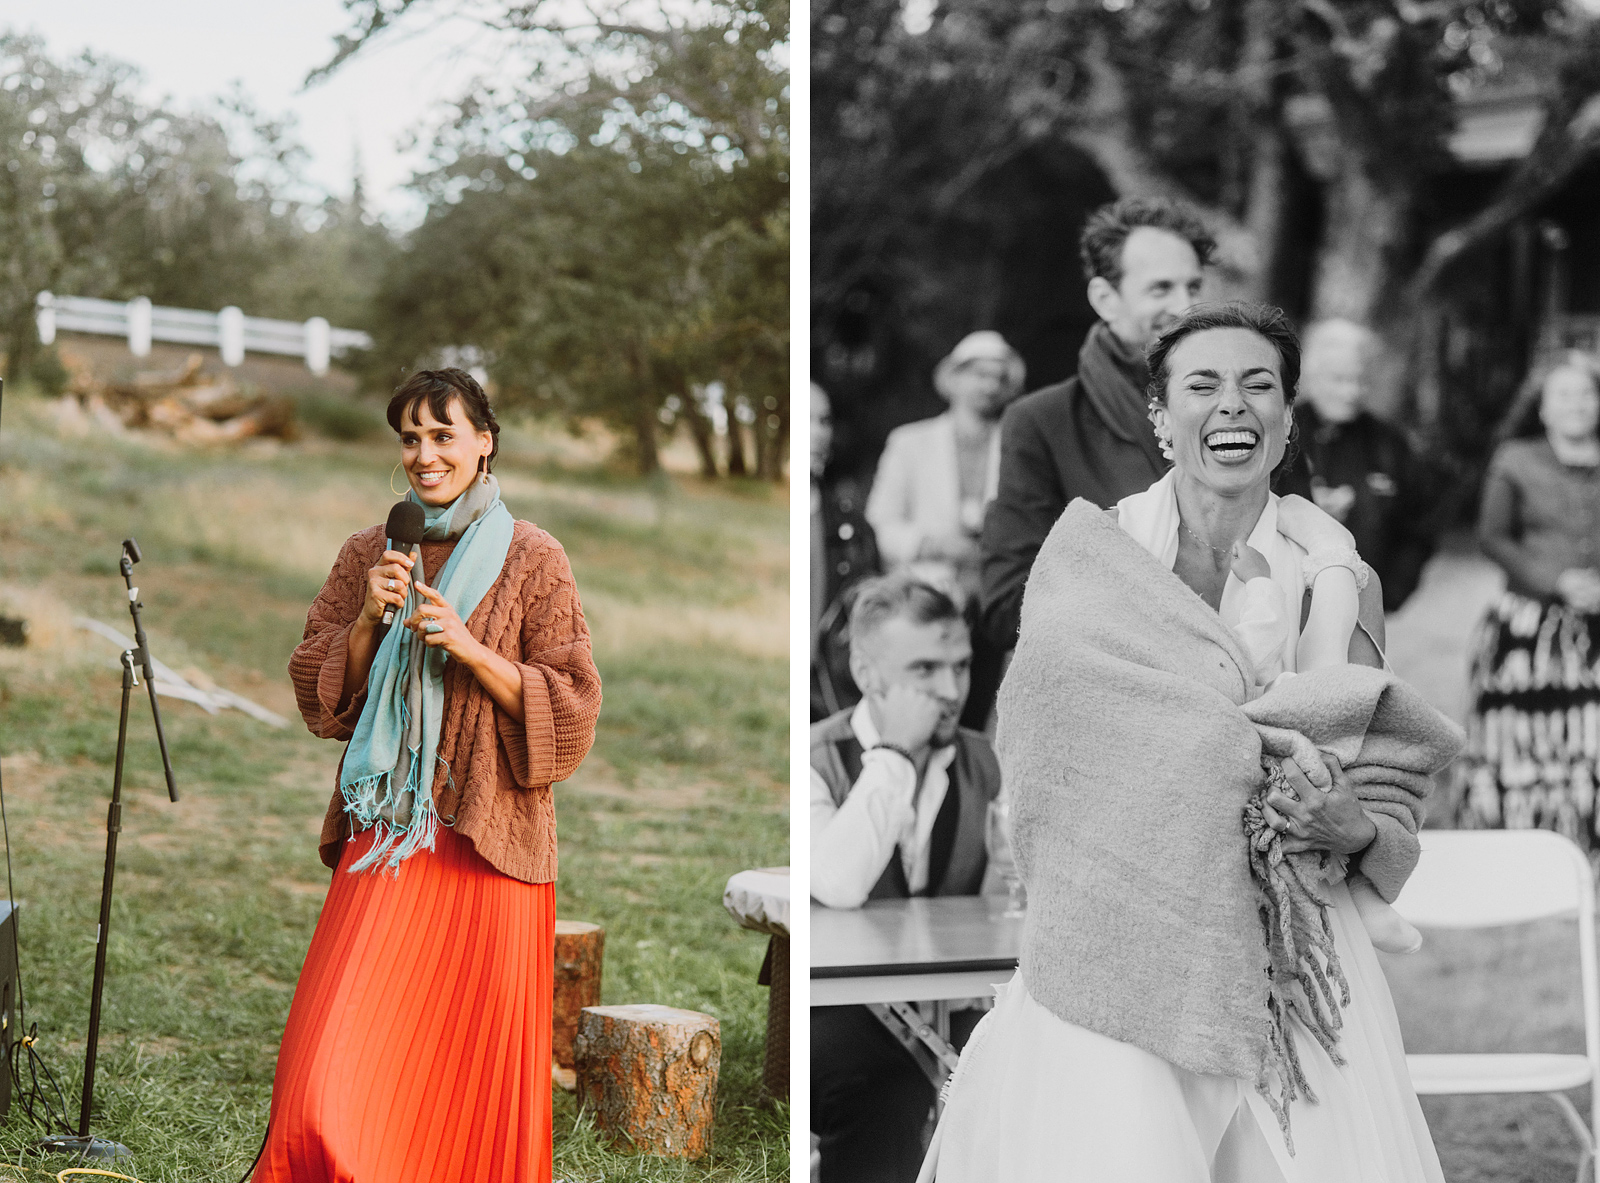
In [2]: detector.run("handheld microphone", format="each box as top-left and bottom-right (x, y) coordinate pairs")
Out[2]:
(378, 500), (426, 638)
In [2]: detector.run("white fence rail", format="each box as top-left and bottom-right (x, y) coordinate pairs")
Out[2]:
(35, 292), (373, 376)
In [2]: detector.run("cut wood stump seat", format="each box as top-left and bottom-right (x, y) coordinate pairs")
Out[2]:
(573, 1004), (720, 1159)
(551, 919), (604, 1091)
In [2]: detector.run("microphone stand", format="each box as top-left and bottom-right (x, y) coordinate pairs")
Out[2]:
(36, 538), (178, 1161)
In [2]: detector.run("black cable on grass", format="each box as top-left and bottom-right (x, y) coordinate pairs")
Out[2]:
(10, 1022), (73, 1136)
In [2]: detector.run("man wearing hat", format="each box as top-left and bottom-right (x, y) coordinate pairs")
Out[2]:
(978, 197), (1215, 674)
(866, 329), (1026, 726)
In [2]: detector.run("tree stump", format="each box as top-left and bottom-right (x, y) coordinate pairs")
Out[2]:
(552, 920), (604, 1090)
(574, 1004), (720, 1159)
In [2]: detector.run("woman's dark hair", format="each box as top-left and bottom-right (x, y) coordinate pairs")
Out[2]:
(386, 368), (500, 469)
(1145, 301), (1302, 478)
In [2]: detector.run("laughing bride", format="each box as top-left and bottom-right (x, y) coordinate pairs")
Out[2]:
(919, 303), (1462, 1183)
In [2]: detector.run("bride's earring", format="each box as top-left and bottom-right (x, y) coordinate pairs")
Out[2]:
(1150, 407), (1175, 461)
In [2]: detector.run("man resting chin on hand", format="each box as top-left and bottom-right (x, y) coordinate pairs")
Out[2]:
(809, 573), (1003, 1183)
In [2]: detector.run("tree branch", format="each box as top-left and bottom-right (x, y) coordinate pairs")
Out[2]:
(305, 0), (419, 84)
(1063, 28), (1259, 288)
(1407, 90), (1600, 301)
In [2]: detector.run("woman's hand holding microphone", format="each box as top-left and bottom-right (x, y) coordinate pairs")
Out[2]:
(359, 550), (417, 628)
(358, 551), (476, 664)
(350, 548), (521, 717)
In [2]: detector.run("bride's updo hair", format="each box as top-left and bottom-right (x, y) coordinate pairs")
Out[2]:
(1145, 302), (1301, 409)
(1145, 302), (1303, 478)
(387, 368), (501, 470)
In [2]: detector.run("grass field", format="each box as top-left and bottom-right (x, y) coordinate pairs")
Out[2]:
(0, 386), (790, 1181)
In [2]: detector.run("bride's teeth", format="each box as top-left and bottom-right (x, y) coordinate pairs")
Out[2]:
(1205, 430), (1258, 447)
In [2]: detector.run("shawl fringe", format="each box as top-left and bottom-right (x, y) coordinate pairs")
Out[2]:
(1245, 761), (1350, 1153)
(341, 747), (455, 874)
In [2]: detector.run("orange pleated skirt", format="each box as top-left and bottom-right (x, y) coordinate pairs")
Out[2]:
(255, 825), (555, 1183)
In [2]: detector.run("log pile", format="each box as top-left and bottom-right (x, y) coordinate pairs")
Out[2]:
(574, 1004), (720, 1159)
(61, 352), (297, 443)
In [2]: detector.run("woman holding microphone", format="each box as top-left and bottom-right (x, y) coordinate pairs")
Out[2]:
(259, 368), (602, 1182)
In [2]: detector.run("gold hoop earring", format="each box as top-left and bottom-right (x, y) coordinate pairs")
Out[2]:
(390, 462), (407, 497)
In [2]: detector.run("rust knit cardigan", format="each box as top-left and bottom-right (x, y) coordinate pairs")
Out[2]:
(289, 519), (602, 883)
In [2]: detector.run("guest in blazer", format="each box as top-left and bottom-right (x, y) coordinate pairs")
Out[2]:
(865, 330), (1026, 603)
(867, 331), (1025, 728)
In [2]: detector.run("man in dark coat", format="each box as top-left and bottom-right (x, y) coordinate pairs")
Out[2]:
(1276, 319), (1438, 612)
(978, 198), (1216, 662)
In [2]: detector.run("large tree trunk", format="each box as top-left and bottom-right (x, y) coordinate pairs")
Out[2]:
(684, 394), (721, 478)
(1306, 167), (1416, 418)
(1064, 30), (1263, 298)
(1238, 0), (1291, 306)
(765, 389), (789, 482)
(631, 402), (660, 475)
(753, 391), (787, 481)
(724, 384), (750, 477)
(628, 340), (661, 475)
(1241, 127), (1291, 306)
(1307, 168), (1412, 325)
(1407, 93), (1600, 304)
(2, 316), (33, 388)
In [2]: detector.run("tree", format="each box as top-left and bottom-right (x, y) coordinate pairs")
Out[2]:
(317, 0), (790, 476)
(0, 31), (403, 384)
(0, 34), (145, 382)
(814, 0), (1600, 443)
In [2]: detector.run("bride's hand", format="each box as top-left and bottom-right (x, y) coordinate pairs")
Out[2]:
(1263, 753), (1378, 856)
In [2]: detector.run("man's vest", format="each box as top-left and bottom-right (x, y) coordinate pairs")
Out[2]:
(810, 707), (1001, 900)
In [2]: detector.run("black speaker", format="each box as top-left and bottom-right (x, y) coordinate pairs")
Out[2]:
(0, 901), (19, 1118)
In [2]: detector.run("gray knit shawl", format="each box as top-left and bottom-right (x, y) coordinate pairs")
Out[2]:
(998, 499), (1460, 1083)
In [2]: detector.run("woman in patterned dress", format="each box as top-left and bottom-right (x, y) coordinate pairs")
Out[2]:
(1456, 357), (1600, 854)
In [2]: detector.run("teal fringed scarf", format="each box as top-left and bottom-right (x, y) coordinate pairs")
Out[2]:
(339, 474), (515, 873)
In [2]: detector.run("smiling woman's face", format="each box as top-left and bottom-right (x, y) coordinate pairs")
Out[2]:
(1155, 327), (1290, 497)
(1540, 365), (1600, 444)
(399, 396), (494, 506)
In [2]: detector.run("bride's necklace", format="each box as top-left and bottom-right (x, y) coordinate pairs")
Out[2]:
(1178, 518), (1241, 561)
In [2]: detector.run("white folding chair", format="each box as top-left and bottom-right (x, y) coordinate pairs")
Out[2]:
(1391, 829), (1599, 1183)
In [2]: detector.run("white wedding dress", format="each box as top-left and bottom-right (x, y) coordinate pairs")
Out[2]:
(917, 881), (1443, 1182)
(919, 479), (1444, 1181)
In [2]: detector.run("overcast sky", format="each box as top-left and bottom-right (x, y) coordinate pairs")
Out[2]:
(10, 0), (512, 225)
